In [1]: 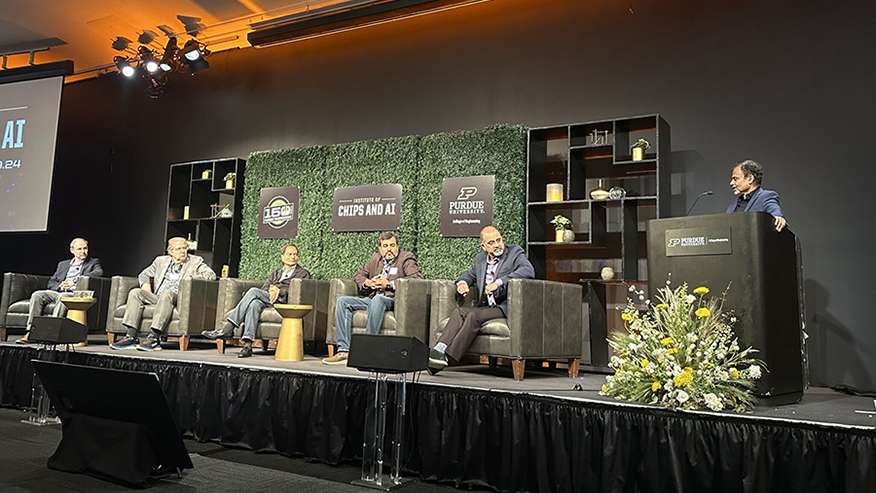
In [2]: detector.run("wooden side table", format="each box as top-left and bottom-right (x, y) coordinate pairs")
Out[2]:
(59, 297), (96, 346)
(272, 304), (312, 362)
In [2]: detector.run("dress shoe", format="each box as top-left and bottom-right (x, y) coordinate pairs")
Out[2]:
(238, 344), (253, 358)
(15, 335), (30, 344)
(428, 348), (448, 371)
(202, 321), (235, 340)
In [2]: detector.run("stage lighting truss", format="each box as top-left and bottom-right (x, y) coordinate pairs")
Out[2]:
(111, 36), (210, 97)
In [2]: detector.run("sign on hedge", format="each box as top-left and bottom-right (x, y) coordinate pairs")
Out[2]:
(440, 175), (494, 237)
(258, 186), (300, 239)
(331, 184), (402, 232)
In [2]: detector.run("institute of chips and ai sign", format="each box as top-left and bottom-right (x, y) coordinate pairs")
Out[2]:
(440, 175), (495, 237)
(258, 186), (300, 239)
(331, 184), (402, 232)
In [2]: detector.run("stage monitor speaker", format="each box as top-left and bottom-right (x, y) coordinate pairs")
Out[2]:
(30, 316), (87, 344)
(347, 334), (429, 373)
(31, 360), (194, 487)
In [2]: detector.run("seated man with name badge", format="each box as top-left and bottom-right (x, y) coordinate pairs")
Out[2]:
(201, 243), (311, 358)
(322, 232), (423, 365)
(16, 237), (104, 344)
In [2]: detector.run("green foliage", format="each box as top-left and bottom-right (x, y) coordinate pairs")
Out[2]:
(416, 124), (527, 280)
(240, 125), (527, 281)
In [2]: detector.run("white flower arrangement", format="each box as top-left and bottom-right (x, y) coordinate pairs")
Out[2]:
(600, 282), (765, 412)
(549, 214), (572, 230)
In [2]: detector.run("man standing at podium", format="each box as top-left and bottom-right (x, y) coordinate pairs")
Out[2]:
(727, 159), (787, 231)
(201, 243), (311, 358)
(427, 226), (534, 373)
(16, 237), (104, 344)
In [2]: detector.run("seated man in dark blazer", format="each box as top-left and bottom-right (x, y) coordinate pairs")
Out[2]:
(322, 232), (423, 365)
(16, 237), (103, 344)
(726, 159), (787, 231)
(428, 226), (534, 373)
(201, 243), (311, 358)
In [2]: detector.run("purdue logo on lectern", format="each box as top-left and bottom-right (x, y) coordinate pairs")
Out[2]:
(667, 238), (681, 247)
(263, 196), (295, 229)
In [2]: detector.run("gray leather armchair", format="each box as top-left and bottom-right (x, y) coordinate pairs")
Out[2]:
(429, 278), (582, 381)
(212, 277), (330, 354)
(105, 276), (218, 350)
(326, 278), (431, 355)
(0, 272), (112, 341)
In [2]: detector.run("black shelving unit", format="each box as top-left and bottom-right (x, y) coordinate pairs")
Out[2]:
(165, 157), (246, 278)
(526, 115), (670, 368)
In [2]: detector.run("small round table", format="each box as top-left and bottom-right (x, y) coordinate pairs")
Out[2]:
(59, 297), (96, 346)
(272, 304), (313, 362)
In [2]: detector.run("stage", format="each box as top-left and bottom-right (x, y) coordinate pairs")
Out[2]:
(1, 337), (874, 492)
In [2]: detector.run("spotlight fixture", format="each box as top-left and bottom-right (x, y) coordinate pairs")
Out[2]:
(138, 46), (159, 73)
(179, 39), (210, 73)
(114, 56), (136, 77)
(159, 37), (178, 72)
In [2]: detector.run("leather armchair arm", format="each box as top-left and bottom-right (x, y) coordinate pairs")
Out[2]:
(215, 278), (263, 329)
(106, 276), (139, 333)
(326, 279), (358, 344)
(392, 278), (431, 343)
(177, 278), (219, 335)
(75, 276), (113, 333)
(428, 279), (478, 346)
(505, 279), (583, 359)
(1, 273), (51, 326)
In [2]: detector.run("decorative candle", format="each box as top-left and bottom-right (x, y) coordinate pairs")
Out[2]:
(546, 183), (564, 202)
(183, 206), (190, 220)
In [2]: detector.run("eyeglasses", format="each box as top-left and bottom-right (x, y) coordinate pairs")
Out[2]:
(483, 237), (503, 247)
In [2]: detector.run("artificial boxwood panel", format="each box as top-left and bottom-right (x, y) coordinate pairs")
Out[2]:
(320, 136), (421, 280)
(240, 125), (527, 281)
(416, 124), (528, 281)
(239, 146), (330, 280)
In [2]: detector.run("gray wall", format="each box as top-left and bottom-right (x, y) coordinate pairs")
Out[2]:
(1, 0), (873, 389)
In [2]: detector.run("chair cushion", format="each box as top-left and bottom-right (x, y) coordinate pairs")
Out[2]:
(9, 300), (57, 315)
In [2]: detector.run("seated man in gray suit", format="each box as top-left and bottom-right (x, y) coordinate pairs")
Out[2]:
(201, 243), (311, 358)
(111, 237), (216, 351)
(322, 232), (423, 365)
(16, 237), (103, 344)
(428, 226), (534, 374)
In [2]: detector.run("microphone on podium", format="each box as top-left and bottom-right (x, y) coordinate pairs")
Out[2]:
(686, 190), (714, 216)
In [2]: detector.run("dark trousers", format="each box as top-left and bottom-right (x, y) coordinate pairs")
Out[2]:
(437, 306), (505, 362)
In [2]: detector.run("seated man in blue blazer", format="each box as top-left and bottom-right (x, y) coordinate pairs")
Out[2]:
(16, 237), (104, 343)
(726, 159), (787, 231)
(428, 226), (535, 373)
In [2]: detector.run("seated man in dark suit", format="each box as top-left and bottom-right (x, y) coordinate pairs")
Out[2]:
(726, 159), (787, 231)
(16, 237), (103, 344)
(428, 226), (534, 373)
(322, 232), (423, 365)
(201, 243), (311, 358)
(111, 237), (216, 351)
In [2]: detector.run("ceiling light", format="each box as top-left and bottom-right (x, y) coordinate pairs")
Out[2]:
(179, 39), (210, 73)
(138, 46), (159, 73)
(114, 56), (136, 77)
(159, 37), (178, 72)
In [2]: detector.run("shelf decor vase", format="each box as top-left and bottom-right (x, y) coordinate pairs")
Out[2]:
(590, 179), (609, 200)
(632, 147), (644, 161)
(562, 230), (575, 242)
(202, 170), (211, 179)
(225, 180), (234, 189)
(555, 229), (564, 242)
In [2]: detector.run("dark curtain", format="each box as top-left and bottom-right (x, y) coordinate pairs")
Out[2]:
(2, 347), (874, 493)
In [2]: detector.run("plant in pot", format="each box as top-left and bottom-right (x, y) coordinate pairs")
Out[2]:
(550, 214), (575, 242)
(631, 139), (650, 161)
(224, 172), (236, 189)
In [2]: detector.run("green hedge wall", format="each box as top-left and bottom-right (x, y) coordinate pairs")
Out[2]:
(240, 125), (527, 281)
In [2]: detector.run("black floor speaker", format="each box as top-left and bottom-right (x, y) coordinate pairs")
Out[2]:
(347, 334), (429, 373)
(30, 316), (88, 344)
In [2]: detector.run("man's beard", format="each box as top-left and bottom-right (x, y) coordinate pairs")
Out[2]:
(492, 247), (504, 257)
(383, 252), (396, 262)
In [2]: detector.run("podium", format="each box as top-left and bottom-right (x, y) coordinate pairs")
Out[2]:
(647, 212), (805, 405)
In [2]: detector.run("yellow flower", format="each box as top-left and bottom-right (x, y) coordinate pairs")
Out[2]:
(673, 367), (694, 386)
(652, 381), (661, 392)
(621, 313), (633, 322)
(694, 287), (710, 294)
(641, 359), (650, 368)
(667, 348), (678, 355)
(730, 368), (739, 379)
(655, 303), (668, 310)
(695, 307), (710, 318)
(660, 337), (674, 345)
